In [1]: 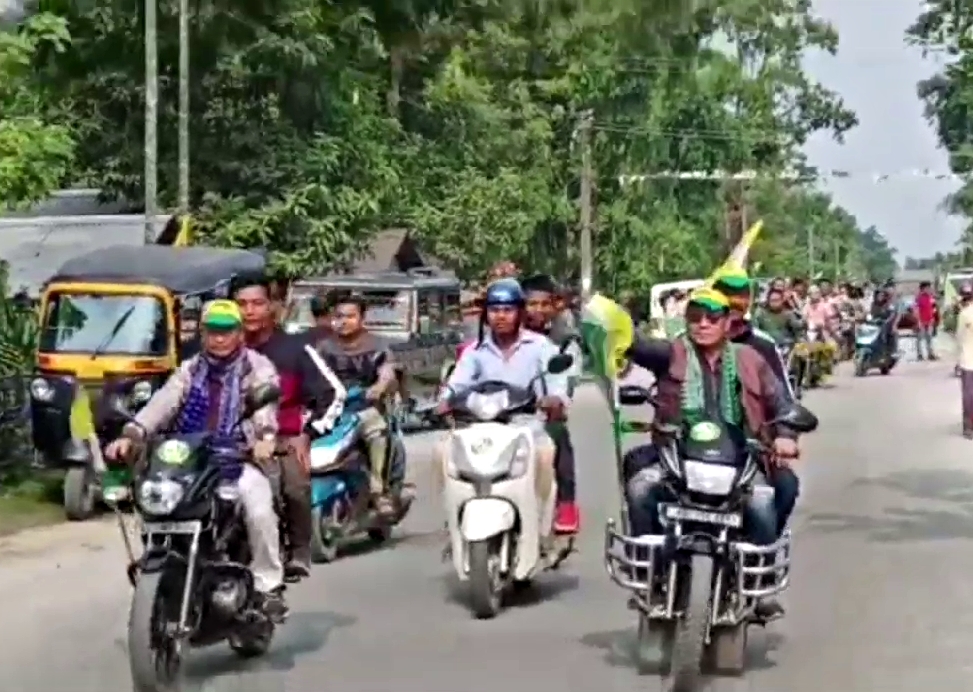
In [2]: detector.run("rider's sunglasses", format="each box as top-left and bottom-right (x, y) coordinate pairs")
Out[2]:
(685, 306), (727, 324)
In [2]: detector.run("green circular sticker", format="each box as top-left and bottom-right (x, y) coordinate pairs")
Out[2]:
(156, 440), (191, 466)
(689, 422), (721, 443)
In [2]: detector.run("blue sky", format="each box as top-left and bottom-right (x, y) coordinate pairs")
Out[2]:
(803, 0), (963, 259)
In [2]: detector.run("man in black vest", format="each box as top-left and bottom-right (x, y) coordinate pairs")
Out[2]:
(309, 292), (399, 517)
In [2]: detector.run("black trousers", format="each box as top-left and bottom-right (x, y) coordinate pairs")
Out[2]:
(549, 424), (576, 502)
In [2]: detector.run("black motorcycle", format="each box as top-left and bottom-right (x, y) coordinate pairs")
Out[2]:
(606, 387), (817, 691)
(114, 384), (284, 692)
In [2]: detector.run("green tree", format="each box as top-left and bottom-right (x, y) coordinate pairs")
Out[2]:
(0, 13), (75, 209)
(909, 0), (973, 261)
(24, 0), (890, 289)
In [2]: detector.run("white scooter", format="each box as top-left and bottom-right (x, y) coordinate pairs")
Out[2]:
(438, 353), (575, 619)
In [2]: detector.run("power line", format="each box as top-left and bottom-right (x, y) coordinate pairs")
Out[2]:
(619, 169), (971, 185)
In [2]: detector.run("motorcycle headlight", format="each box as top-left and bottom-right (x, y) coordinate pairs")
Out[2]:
(137, 478), (184, 515)
(30, 377), (54, 403)
(131, 380), (153, 404)
(683, 460), (737, 495)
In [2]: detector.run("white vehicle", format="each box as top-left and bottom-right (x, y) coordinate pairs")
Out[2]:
(439, 355), (575, 618)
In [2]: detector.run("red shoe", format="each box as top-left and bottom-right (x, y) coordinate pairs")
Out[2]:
(554, 502), (580, 534)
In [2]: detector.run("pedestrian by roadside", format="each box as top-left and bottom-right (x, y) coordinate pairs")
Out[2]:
(914, 281), (938, 361)
(955, 283), (973, 437)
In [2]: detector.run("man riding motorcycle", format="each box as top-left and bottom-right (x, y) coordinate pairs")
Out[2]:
(105, 300), (287, 618)
(306, 292), (400, 518)
(435, 279), (573, 531)
(522, 273), (582, 533)
(869, 287), (899, 358)
(753, 286), (805, 346)
(620, 287), (801, 621)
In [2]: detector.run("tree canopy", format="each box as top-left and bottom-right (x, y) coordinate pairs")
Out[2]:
(3, 0), (898, 288)
(909, 0), (973, 267)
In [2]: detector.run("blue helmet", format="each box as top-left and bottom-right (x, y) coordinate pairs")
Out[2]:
(483, 278), (525, 307)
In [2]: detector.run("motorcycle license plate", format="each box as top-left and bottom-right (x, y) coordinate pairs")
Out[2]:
(664, 505), (742, 528)
(143, 520), (201, 535)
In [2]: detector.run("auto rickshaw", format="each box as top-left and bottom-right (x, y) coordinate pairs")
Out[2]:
(29, 245), (266, 520)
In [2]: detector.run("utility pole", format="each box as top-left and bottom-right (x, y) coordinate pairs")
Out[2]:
(833, 238), (840, 278)
(807, 221), (815, 278)
(578, 110), (594, 300)
(144, 0), (158, 242)
(178, 0), (190, 213)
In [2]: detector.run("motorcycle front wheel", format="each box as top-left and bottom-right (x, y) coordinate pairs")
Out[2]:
(670, 553), (714, 692)
(128, 569), (184, 692)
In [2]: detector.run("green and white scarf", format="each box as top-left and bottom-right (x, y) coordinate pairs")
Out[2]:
(680, 336), (742, 427)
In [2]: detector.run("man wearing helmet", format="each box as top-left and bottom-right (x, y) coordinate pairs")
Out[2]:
(435, 278), (573, 531)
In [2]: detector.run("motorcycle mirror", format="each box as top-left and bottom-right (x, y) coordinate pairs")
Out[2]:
(618, 385), (651, 406)
(773, 404), (818, 434)
(244, 383), (282, 416)
(547, 353), (574, 375)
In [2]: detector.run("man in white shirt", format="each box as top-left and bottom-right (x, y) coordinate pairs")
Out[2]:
(955, 283), (973, 437)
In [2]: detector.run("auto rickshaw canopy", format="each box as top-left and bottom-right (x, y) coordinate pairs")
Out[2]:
(48, 245), (267, 295)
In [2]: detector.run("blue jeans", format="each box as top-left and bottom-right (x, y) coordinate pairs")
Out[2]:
(623, 445), (798, 545)
(915, 325), (935, 359)
(771, 465), (800, 535)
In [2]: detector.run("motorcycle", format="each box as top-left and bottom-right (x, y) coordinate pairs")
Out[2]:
(605, 385), (817, 691)
(113, 383), (285, 692)
(854, 318), (897, 377)
(436, 352), (575, 619)
(796, 327), (831, 389)
(306, 383), (414, 563)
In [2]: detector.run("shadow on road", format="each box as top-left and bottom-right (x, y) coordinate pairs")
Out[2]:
(807, 469), (973, 543)
(579, 625), (782, 678)
(441, 571), (580, 610)
(180, 610), (356, 689)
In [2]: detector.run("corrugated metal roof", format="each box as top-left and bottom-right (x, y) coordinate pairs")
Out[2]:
(0, 216), (169, 295)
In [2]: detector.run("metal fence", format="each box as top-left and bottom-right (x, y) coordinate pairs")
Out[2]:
(0, 374), (30, 478)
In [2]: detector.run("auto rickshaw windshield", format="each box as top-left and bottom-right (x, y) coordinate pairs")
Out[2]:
(38, 292), (168, 356)
(287, 288), (411, 331)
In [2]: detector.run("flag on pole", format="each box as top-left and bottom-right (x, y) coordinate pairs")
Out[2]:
(581, 294), (634, 402)
(705, 220), (764, 288)
(580, 293), (636, 529)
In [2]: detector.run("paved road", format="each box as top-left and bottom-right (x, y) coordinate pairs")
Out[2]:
(1, 358), (969, 692)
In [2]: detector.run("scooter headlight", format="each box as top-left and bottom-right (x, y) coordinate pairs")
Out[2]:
(467, 391), (509, 421)
(137, 478), (184, 515)
(448, 434), (526, 481)
(30, 377), (54, 402)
